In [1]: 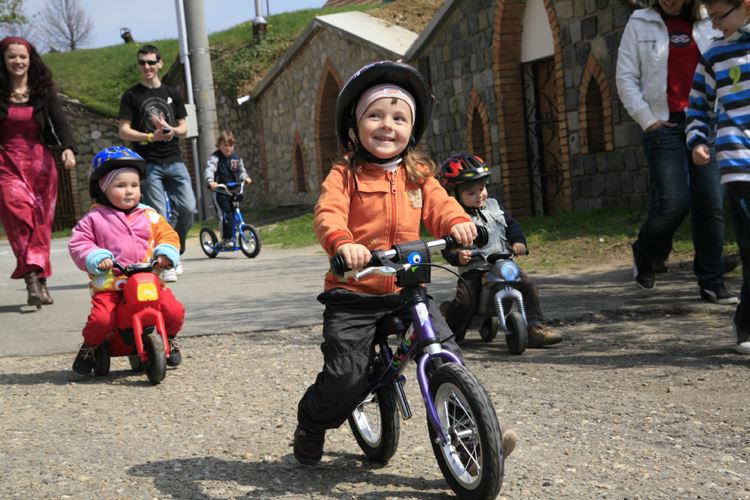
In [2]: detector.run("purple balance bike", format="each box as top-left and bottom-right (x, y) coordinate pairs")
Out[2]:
(331, 227), (504, 499)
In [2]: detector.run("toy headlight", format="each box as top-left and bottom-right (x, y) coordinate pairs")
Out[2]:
(500, 261), (520, 281)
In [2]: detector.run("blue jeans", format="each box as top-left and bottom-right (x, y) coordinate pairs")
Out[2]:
(725, 182), (750, 329)
(142, 162), (196, 254)
(637, 124), (726, 287)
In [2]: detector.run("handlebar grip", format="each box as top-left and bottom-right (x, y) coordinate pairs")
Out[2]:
(330, 252), (381, 277)
(330, 254), (348, 277)
(474, 226), (489, 248)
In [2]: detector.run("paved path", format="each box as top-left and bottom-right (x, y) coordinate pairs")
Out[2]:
(0, 236), (740, 357)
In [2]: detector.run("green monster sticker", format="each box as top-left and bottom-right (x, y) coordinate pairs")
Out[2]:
(730, 65), (743, 93)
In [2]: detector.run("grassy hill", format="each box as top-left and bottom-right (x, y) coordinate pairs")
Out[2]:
(42, 4), (376, 117)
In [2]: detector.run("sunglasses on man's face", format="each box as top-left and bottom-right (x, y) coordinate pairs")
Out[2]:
(137, 59), (159, 66)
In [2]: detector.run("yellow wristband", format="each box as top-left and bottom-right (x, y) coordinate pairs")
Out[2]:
(147, 132), (153, 143)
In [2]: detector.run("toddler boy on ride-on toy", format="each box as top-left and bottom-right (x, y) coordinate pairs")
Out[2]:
(437, 153), (562, 348)
(69, 146), (185, 375)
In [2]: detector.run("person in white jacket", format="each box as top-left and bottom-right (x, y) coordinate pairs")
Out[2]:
(616, 0), (737, 305)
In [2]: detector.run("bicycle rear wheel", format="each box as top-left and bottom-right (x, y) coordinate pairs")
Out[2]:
(428, 363), (503, 499)
(199, 227), (219, 258)
(348, 384), (400, 464)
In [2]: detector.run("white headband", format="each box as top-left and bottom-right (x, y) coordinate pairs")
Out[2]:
(355, 84), (416, 125)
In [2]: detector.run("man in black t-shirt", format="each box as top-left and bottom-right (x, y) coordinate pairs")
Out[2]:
(118, 44), (196, 282)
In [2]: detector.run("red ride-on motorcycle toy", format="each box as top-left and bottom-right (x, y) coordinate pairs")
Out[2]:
(92, 261), (175, 385)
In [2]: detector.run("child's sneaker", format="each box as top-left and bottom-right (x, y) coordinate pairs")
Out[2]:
(221, 239), (233, 249)
(72, 343), (96, 375)
(733, 315), (750, 354)
(528, 324), (563, 347)
(293, 426), (325, 465)
(161, 267), (178, 283)
(175, 262), (184, 276)
(502, 427), (518, 458)
(167, 338), (182, 367)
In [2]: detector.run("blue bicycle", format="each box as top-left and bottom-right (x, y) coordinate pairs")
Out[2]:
(331, 227), (504, 499)
(199, 182), (261, 258)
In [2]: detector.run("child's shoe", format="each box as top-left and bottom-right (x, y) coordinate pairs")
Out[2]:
(293, 426), (325, 465)
(72, 343), (96, 375)
(221, 239), (233, 249)
(528, 324), (563, 347)
(502, 427), (518, 458)
(161, 267), (178, 283)
(167, 338), (182, 366)
(732, 315), (750, 354)
(175, 262), (184, 276)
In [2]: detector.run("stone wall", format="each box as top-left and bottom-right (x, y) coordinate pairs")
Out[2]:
(252, 28), (399, 207)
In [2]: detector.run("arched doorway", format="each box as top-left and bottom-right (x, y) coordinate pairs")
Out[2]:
(316, 60), (342, 184)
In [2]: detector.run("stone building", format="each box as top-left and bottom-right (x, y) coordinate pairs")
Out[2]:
(52, 0), (651, 229)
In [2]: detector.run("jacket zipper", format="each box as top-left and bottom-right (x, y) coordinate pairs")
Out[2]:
(386, 170), (397, 293)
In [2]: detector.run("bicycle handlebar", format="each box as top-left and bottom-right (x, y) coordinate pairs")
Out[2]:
(330, 226), (489, 278)
(211, 182), (245, 196)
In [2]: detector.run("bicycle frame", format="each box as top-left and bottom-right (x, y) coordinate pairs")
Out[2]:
(338, 228), (488, 445)
(214, 182), (248, 251)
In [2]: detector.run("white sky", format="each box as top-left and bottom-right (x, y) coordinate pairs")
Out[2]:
(20, 0), (326, 49)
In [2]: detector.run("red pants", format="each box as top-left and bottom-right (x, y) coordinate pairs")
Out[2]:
(82, 288), (185, 346)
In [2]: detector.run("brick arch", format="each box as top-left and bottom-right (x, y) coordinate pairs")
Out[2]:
(292, 131), (309, 193)
(467, 90), (493, 168)
(315, 59), (343, 184)
(492, 0), (570, 215)
(578, 54), (614, 154)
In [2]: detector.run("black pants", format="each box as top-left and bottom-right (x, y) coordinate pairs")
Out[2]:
(442, 269), (544, 338)
(211, 192), (234, 240)
(726, 182), (750, 332)
(297, 288), (462, 432)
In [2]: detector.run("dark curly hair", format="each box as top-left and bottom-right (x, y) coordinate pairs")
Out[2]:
(0, 37), (55, 101)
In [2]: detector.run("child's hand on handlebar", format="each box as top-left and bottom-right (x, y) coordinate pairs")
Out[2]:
(337, 243), (371, 271)
(450, 221), (477, 246)
(244, 177), (253, 184)
(457, 249), (472, 265)
(209, 181), (219, 190)
(98, 258), (113, 271)
(512, 242), (527, 257)
(154, 255), (173, 271)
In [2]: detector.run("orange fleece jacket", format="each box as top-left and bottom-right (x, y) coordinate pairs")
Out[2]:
(314, 162), (471, 295)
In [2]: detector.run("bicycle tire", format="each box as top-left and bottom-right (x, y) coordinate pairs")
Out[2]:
(239, 224), (261, 258)
(427, 363), (503, 499)
(505, 311), (527, 355)
(199, 227), (219, 258)
(348, 384), (400, 464)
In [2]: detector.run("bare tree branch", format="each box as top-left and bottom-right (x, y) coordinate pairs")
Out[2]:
(0, 0), (27, 26)
(38, 0), (92, 51)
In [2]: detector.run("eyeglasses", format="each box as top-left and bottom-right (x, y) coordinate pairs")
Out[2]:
(710, 3), (740, 25)
(137, 59), (159, 66)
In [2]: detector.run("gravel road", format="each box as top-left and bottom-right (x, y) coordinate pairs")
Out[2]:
(2, 299), (749, 498)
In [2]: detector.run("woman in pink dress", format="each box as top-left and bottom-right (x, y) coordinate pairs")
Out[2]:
(0, 37), (76, 308)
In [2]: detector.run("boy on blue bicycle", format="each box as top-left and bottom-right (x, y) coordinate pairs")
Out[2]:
(203, 130), (252, 247)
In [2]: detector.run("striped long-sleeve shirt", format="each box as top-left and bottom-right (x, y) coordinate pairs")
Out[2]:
(686, 34), (750, 181)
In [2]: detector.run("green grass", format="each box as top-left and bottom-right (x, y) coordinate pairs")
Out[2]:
(43, 4), (377, 117)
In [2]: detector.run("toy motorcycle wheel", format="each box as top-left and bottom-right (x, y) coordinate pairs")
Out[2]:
(93, 342), (110, 376)
(504, 311), (528, 355)
(239, 224), (261, 258)
(199, 227), (219, 258)
(143, 332), (167, 385)
(479, 317), (499, 342)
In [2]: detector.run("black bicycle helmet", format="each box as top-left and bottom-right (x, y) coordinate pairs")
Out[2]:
(335, 60), (434, 159)
(438, 153), (491, 191)
(89, 146), (147, 201)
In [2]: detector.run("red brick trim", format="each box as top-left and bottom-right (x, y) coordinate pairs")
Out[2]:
(315, 58), (343, 184)
(492, 0), (571, 215)
(467, 90), (493, 167)
(578, 53), (614, 154)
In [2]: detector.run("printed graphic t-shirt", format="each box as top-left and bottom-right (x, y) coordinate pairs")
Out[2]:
(118, 83), (187, 164)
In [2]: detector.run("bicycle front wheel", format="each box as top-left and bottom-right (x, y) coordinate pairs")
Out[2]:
(428, 363), (503, 499)
(239, 224), (261, 258)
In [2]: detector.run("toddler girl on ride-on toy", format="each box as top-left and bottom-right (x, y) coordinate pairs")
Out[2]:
(438, 152), (563, 348)
(69, 146), (185, 375)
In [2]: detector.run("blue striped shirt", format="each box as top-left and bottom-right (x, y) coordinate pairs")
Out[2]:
(686, 35), (750, 177)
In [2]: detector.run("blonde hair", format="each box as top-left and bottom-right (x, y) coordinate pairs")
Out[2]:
(216, 130), (235, 148)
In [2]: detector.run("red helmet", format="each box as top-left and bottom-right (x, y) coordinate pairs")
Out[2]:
(438, 153), (491, 191)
